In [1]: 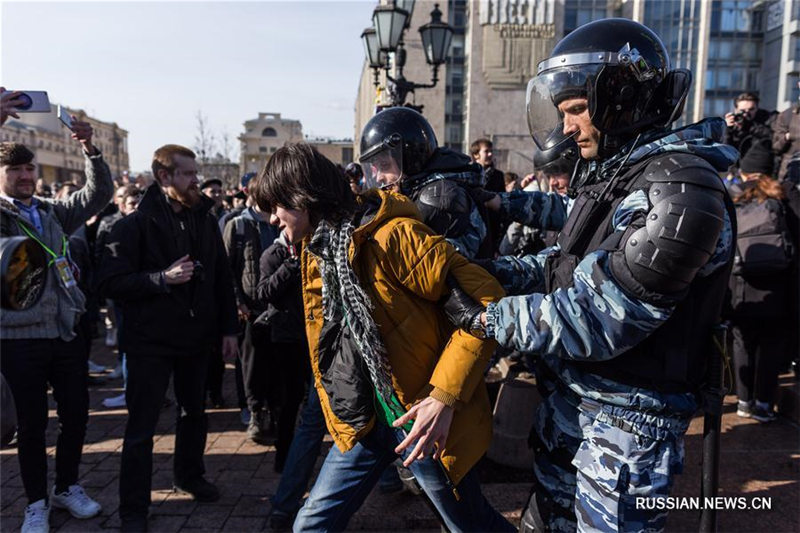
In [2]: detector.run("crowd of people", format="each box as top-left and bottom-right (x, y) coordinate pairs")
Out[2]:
(1, 16), (799, 533)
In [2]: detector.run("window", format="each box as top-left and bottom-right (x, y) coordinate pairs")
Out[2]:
(262, 127), (277, 137)
(270, 147), (277, 153)
(259, 147), (267, 153)
(342, 147), (354, 164)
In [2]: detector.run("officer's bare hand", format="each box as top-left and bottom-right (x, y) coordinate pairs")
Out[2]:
(393, 396), (454, 467)
(70, 118), (98, 155)
(0, 88), (24, 126)
(222, 335), (239, 363)
(163, 254), (194, 285)
(520, 173), (536, 189)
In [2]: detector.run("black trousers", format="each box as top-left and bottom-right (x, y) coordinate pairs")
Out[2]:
(732, 321), (785, 405)
(119, 351), (209, 520)
(0, 334), (89, 503)
(205, 344), (224, 400)
(240, 321), (274, 413)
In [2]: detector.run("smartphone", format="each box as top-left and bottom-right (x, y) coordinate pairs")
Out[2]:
(7, 90), (51, 113)
(57, 105), (73, 129)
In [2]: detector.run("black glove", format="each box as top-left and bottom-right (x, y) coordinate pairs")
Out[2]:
(441, 276), (485, 333)
(467, 186), (497, 205)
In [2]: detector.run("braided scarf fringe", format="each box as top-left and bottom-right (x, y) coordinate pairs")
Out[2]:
(311, 219), (395, 403)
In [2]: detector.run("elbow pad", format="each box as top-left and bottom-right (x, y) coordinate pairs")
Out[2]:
(416, 180), (473, 238)
(619, 154), (726, 295)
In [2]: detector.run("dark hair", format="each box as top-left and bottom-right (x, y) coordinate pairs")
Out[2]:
(503, 172), (519, 185)
(734, 92), (759, 105)
(151, 144), (195, 180)
(470, 138), (492, 156)
(251, 143), (355, 224)
(0, 142), (35, 167)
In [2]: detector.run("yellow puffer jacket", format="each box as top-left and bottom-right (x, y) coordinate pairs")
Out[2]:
(301, 189), (505, 485)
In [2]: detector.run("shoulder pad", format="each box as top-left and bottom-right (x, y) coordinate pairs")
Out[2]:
(643, 154), (726, 210)
(416, 179), (471, 215)
(643, 153), (726, 192)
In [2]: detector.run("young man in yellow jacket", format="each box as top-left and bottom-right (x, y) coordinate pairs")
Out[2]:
(250, 143), (513, 532)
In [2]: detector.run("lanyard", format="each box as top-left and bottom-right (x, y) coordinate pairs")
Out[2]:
(17, 220), (68, 266)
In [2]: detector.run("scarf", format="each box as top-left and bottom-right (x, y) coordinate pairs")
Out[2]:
(307, 218), (395, 403)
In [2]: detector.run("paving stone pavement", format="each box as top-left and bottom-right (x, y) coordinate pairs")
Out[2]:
(1, 336), (798, 532)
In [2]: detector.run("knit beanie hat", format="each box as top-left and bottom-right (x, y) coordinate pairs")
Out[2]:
(739, 140), (774, 175)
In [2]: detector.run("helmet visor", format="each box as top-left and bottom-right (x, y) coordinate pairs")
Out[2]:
(526, 64), (603, 151)
(360, 143), (404, 191)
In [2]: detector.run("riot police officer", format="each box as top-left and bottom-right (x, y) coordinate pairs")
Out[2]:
(358, 107), (493, 259)
(464, 18), (738, 531)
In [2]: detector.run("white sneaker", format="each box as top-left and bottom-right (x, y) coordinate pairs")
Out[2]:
(102, 393), (126, 408)
(21, 498), (49, 533)
(87, 360), (108, 374)
(50, 484), (102, 519)
(105, 327), (118, 347)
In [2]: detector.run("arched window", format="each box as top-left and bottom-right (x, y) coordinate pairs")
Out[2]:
(262, 127), (277, 137)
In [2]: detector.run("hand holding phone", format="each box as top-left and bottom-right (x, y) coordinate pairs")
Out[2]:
(57, 105), (73, 130)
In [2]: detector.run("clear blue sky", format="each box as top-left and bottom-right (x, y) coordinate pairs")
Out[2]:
(1, 1), (375, 172)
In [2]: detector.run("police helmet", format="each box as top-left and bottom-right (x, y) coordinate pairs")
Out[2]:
(526, 18), (690, 157)
(534, 136), (579, 177)
(359, 107), (438, 189)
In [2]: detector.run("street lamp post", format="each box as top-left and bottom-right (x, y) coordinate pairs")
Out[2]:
(361, 2), (454, 108)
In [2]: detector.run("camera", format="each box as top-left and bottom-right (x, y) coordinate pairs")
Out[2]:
(192, 260), (205, 282)
(6, 90), (51, 113)
(732, 110), (749, 126)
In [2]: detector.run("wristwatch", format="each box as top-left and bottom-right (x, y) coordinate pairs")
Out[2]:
(468, 312), (486, 339)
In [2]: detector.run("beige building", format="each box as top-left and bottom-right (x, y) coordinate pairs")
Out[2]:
(306, 138), (355, 167)
(239, 113), (303, 176)
(1, 104), (129, 184)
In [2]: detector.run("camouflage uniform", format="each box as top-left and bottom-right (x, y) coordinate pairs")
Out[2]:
(485, 119), (738, 532)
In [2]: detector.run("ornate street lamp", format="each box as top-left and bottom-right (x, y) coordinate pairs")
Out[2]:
(363, 3), (454, 107)
(372, 4), (408, 52)
(394, 0), (415, 27)
(419, 4), (453, 67)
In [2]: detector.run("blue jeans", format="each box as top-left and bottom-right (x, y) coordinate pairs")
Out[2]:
(293, 421), (514, 533)
(271, 383), (326, 515)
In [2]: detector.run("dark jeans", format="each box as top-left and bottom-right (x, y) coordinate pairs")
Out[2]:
(293, 421), (514, 533)
(273, 341), (309, 471)
(119, 352), (209, 521)
(732, 321), (785, 404)
(272, 383), (326, 515)
(0, 334), (89, 503)
(240, 321), (273, 412)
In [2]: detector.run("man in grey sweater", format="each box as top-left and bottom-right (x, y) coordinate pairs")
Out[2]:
(0, 105), (113, 533)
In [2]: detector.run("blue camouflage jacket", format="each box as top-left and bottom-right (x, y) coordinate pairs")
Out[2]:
(486, 119), (739, 417)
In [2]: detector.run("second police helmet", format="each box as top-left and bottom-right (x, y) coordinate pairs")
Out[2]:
(526, 18), (691, 158)
(359, 107), (438, 190)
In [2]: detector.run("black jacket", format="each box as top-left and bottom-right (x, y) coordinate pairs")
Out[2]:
(97, 183), (238, 356)
(256, 232), (305, 344)
(222, 207), (279, 314)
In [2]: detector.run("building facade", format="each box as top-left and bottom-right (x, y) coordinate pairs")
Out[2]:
(239, 112), (304, 176)
(1, 104), (129, 184)
(306, 138), (355, 167)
